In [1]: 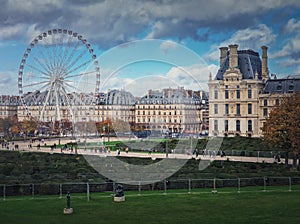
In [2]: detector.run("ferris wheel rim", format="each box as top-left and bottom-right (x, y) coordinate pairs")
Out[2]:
(18, 28), (100, 96)
(17, 28), (100, 125)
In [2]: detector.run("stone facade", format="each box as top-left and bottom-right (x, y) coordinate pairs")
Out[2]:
(209, 44), (300, 137)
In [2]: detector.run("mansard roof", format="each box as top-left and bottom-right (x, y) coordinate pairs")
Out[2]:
(215, 49), (262, 80)
(138, 88), (201, 104)
(262, 77), (300, 94)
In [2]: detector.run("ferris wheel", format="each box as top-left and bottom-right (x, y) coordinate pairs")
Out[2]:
(18, 28), (100, 127)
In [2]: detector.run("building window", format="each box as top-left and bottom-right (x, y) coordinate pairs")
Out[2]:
(248, 89), (252, 99)
(225, 89), (229, 99)
(264, 99), (268, 106)
(236, 104), (240, 115)
(214, 120), (218, 131)
(236, 90), (240, 99)
(236, 120), (240, 132)
(248, 120), (252, 132)
(263, 108), (268, 117)
(248, 104), (252, 114)
(225, 104), (229, 115)
(214, 104), (218, 114)
(214, 88), (218, 99)
(275, 99), (279, 106)
(224, 120), (228, 131)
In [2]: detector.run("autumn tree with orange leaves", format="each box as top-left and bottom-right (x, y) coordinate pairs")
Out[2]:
(262, 92), (300, 168)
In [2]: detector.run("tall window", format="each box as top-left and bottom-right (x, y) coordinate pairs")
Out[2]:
(236, 90), (240, 99)
(224, 120), (228, 131)
(225, 104), (229, 115)
(263, 108), (268, 117)
(225, 85), (229, 99)
(214, 104), (218, 114)
(248, 120), (252, 132)
(248, 89), (252, 98)
(264, 99), (268, 106)
(275, 99), (280, 106)
(236, 104), (240, 115)
(248, 104), (252, 114)
(225, 89), (229, 99)
(214, 88), (218, 99)
(214, 120), (218, 131)
(236, 120), (240, 132)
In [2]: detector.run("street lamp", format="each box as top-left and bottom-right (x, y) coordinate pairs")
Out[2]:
(165, 130), (169, 158)
(107, 123), (110, 142)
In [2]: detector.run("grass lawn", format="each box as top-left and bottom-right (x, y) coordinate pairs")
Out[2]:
(0, 191), (299, 224)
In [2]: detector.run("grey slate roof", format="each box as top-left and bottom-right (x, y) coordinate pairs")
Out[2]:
(262, 78), (300, 94)
(215, 50), (262, 80)
(138, 89), (201, 104)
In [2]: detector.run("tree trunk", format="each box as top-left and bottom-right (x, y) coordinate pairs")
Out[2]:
(292, 157), (298, 169)
(285, 151), (289, 165)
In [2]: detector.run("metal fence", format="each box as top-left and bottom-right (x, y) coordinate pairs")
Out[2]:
(1, 177), (300, 200)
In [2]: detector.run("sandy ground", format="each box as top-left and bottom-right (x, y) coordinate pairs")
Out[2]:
(1, 137), (286, 165)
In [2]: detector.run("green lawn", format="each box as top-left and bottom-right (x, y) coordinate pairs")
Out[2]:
(0, 191), (299, 224)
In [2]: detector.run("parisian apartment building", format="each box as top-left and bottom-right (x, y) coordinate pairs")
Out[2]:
(0, 87), (208, 135)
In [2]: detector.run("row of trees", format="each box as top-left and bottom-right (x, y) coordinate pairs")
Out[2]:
(262, 92), (300, 168)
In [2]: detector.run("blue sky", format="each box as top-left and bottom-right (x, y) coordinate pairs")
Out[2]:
(0, 0), (300, 96)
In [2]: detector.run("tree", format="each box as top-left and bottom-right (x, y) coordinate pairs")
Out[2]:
(21, 115), (38, 137)
(262, 92), (300, 167)
(0, 117), (15, 138)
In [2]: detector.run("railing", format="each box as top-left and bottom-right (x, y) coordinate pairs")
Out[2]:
(1, 177), (300, 200)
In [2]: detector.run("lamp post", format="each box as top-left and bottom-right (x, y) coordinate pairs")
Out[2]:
(165, 130), (169, 158)
(107, 123), (110, 142)
(103, 126), (105, 144)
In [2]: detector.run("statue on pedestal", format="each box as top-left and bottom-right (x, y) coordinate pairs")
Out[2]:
(64, 192), (73, 214)
(114, 184), (125, 202)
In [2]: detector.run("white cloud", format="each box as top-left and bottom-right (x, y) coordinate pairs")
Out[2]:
(100, 63), (218, 96)
(159, 40), (178, 54)
(0, 24), (25, 40)
(271, 34), (300, 58)
(0, 0), (298, 47)
(284, 18), (300, 34)
(0, 71), (18, 95)
(205, 24), (276, 62)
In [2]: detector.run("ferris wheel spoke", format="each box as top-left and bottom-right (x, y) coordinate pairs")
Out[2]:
(22, 80), (50, 89)
(51, 33), (58, 69)
(32, 55), (51, 75)
(65, 58), (94, 76)
(63, 40), (82, 72)
(39, 85), (54, 121)
(56, 34), (67, 68)
(63, 81), (83, 93)
(41, 38), (56, 71)
(26, 63), (51, 77)
(60, 88), (76, 120)
(34, 43), (54, 72)
(65, 70), (96, 79)
(58, 35), (73, 73)
(64, 49), (87, 72)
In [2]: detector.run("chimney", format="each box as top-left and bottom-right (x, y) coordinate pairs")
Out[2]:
(261, 46), (269, 80)
(229, 44), (238, 69)
(219, 47), (228, 66)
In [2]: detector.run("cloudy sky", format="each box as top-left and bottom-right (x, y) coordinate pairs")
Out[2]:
(0, 0), (300, 96)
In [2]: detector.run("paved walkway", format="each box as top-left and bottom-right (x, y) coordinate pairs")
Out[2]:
(1, 138), (287, 165)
